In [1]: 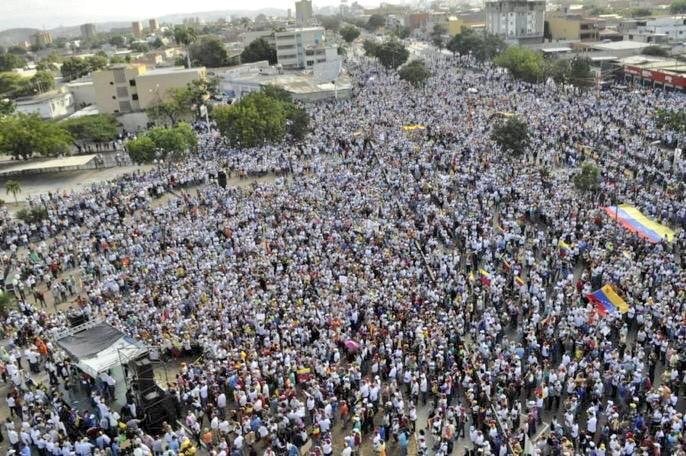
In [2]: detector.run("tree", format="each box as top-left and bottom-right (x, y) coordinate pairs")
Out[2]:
(367, 14), (386, 31)
(491, 116), (530, 156)
(545, 58), (571, 85)
(60, 57), (90, 81)
(60, 114), (119, 143)
(190, 36), (232, 67)
(126, 135), (156, 163)
(0, 99), (15, 115)
(363, 39), (380, 57)
(213, 87), (309, 147)
(146, 87), (193, 126)
(394, 26), (411, 39)
(447, 28), (505, 61)
(0, 53), (26, 71)
(642, 45), (669, 57)
(567, 56), (594, 89)
(0, 113), (72, 159)
(240, 38), (277, 65)
(126, 123), (197, 163)
(129, 42), (150, 53)
(30, 71), (56, 94)
(399, 59), (431, 87)
(318, 16), (341, 31)
(5, 180), (21, 203)
(151, 37), (164, 49)
(431, 24), (447, 49)
(631, 7), (653, 16)
(109, 35), (127, 47)
(173, 26), (198, 68)
(656, 108), (686, 133)
(340, 25), (361, 44)
(672, 0), (686, 13)
(494, 46), (545, 83)
(374, 39), (409, 69)
(573, 162), (601, 192)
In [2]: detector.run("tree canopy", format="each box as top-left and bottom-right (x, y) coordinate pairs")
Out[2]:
(127, 122), (197, 163)
(446, 28), (505, 61)
(340, 25), (361, 44)
(399, 59), (431, 87)
(491, 116), (530, 156)
(573, 162), (601, 192)
(0, 71), (55, 99)
(431, 24), (447, 49)
(367, 39), (409, 69)
(0, 113), (72, 159)
(241, 38), (277, 65)
(494, 46), (545, 83)
(642, 45), (669, 57)
(0, 52), (26, 71)
(213, 87), (310, 148)
(190, 36), (237, 68)
(367, 14), (386, 31)
(61, 55), (108, 81)
(656, 108), (686, 133)
(60, 114), (119, 143)
(671, 0), (686, 13)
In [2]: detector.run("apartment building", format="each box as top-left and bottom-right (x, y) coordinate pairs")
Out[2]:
(80, 23), (96, 40)
(295, 0), (313, 25)
(92, 64), (206, 114)
(132, 21), (144, 37)
(275, 27), (338, 69)
(485, 0), (545, 44)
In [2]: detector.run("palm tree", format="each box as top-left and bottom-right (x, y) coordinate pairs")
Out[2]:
(173, 26), (198, 69)
(5, 180), (21, 203)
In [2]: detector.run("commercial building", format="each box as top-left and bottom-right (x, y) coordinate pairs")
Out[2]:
(132, 21), (144, 37)
(546, 15), (600, 42)
(92, 64), (206, 114)
(295, 0), (313, 25)
(32, 31), (53, 48)
(275, 27), (338, 70)
(636, 17), (686, 41)
(485, 0), (545, 44)
(80, 23), (96, 40)
(149, 19), (159, 32)
(621, 55), (686, 91)
(14, 89), (75, 119)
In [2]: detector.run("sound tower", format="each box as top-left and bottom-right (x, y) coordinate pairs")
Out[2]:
(217, 170), (227, 189)
(132, 358), (155, 396)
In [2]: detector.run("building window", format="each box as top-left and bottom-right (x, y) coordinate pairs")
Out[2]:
(129, 79), (136, 87)
(109, 81), (114, 85)
(307, 60), (314, 66)
(116, 87), (129, 97)
(112, 96), (116, 99)
(118, 101), (132, 112)
(132, 94), (138, 100)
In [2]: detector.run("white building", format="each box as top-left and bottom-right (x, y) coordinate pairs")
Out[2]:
(65, 79), (96, 108)
(275, 27), (339, 69)
(637, 17), (686, 41)
(220, 62), (351, 102)
(14, 89), (75, 119)
(485, 0), (545, 44)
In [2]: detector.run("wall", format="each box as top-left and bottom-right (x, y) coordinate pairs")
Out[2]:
(135, 68), (206, 110)
(66, 82), (96, 108)
(15, 92), (75, 119)
(547, 17), (580, 41)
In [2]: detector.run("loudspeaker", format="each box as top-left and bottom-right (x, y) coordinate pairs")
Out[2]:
(132, 358), (155, 394)
(68, 313), (88, 328)
(217, 170), (227, 189)
(141, 392), (177, 434)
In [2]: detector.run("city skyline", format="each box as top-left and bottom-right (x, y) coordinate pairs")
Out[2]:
(0, 0), (390, 30)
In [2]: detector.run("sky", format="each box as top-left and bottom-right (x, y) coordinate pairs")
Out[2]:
(1, 0), (382, 30)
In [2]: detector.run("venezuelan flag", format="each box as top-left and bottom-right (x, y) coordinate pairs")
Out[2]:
(515, 276), (525, 287)
(479, 269), (492, 287)
(604, 204), (676, 243)
(558, 240), (572, 251)
(587, 284), (629, 316)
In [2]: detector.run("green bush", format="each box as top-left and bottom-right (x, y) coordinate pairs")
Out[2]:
(16, 206), (48, 223)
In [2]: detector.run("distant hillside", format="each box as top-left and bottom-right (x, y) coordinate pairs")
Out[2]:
(0, 28), (39, 46)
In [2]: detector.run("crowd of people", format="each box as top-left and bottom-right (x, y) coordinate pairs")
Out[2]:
(0, 48), (684, 456)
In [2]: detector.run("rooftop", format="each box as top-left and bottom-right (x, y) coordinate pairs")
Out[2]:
(227, 71), (351, 95)
(590, 40), (651, 51)
(137, 66), (206, 77)
(14, 90), (69, 104)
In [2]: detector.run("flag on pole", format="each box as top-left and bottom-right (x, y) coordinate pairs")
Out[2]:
(479, 269), (492, 287)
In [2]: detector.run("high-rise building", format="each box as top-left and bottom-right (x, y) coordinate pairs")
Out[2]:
(295, 0), (313, 25)
(132, 21), (144, 37)
(149, 19), (159, 32)
(31, 31), (53, 48)
(80, 23), (96, 39)
(485, 0), (545, 44)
